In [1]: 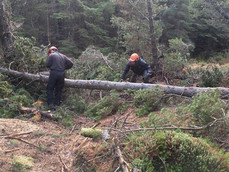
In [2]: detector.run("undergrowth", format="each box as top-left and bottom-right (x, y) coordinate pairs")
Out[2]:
(0, 80), (34, 118)
(188, 89), (227, 125)
(126, 131), (229, 172)
(133, 87), (164, 117)
(198, 65), (223, 87)
(86, 90), (124, 121)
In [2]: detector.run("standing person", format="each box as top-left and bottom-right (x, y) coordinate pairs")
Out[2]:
(46, 46), (73, 111)
(120, 53), (152, 83)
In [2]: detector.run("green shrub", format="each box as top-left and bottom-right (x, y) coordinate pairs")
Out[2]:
(52, 108), (74, 127)
(133, 87), (164, 117)
(0, 82), (34, 118)
(96, 65), (121, 81)
(141, 90), (228, 140)
(162, 38), (190, 81)
(14, 36), (46, 73)
(199, 65), (223, 87)
(0, 81), (13, 97)
(162, 52), (186, 80)
(71, 47), (122, 81)
(188, 89), (226, 125)
(127, 131), (229, 172)
(187, 90), (229, 139)
(141, 108), (185, 128)
(61, 114), (74, 127)
(65, 93), (86, 113)
(86, 90), (122, 121)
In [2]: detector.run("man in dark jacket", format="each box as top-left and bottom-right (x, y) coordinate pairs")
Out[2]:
(46, 46), (73, 111)
(120, 53), (152, 83)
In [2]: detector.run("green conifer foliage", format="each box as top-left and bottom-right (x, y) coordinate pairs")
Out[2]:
(75, 0), (117, 54)
(189, 0), (229, 57)
(160, 0), (191, 45)
(11, 0), (118, 56)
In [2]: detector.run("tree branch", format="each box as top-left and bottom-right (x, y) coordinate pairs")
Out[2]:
(20, 107), (56, 119)
(114, 138), (130, 172)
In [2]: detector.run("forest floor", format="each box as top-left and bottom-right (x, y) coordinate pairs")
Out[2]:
(0, 108), (147, 172)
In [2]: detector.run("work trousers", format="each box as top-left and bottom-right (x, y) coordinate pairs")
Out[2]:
(130, 70), (151, 83)
(46, 70), (65, 106)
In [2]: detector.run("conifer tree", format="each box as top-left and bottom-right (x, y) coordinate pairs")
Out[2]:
(159, 0), (191, 45)
(189, 0), (229, 56)
(10, 0), (118, 56)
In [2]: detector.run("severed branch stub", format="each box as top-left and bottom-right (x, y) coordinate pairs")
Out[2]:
(20, 107), (57, 119)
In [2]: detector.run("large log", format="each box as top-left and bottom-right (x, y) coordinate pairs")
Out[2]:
(1, 67), (229, 97)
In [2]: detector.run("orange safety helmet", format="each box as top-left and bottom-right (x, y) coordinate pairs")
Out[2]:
(48, 46), (59, 55)
(129, 53), (139, 61)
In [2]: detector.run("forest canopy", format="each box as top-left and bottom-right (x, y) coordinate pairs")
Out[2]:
(2, 0), (228, 58)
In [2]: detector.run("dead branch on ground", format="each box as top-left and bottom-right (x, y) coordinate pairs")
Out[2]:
(75, 138), (89, 156)
(20, 107), (56, 119)
(105, 116), (228, 134)
(114, 138), (130, 172)
(58, 154), (70, 172)
(6, 136), (40, 149)
(4, 148), (20, 154)
(0, 131), (33, 138)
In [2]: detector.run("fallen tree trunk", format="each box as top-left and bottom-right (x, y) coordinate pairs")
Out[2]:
(1, 67), (229, 97)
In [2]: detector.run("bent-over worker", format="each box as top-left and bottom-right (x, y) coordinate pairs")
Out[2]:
(120, 53), (152, 83)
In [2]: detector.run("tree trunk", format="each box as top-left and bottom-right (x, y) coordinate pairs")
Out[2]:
(147, 0), (159, 73)
(1, 67), (229, 97)
(0, 0), (15, 60)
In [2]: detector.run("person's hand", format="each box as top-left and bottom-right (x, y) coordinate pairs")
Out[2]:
(119, 79), (123, 82)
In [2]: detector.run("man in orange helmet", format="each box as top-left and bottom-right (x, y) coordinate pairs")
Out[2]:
(46, 46), (73, 111)
(120, 53), (152, 83)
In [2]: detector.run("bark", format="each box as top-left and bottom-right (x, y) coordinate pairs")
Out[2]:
(0, 0), (15, 59)
(147, 0), (159, 73)
(1, 67), (229, 97)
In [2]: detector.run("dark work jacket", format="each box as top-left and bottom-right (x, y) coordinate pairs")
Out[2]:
(121, 57), (152, 79)
(46, 53), (73, 71)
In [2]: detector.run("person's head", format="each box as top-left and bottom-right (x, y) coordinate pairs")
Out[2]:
(48, 46), (59, 55)
(129, 53), (139, 66)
